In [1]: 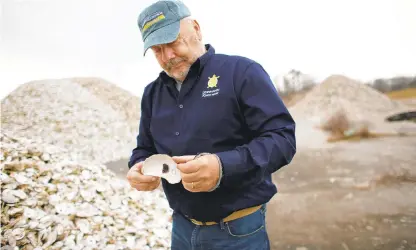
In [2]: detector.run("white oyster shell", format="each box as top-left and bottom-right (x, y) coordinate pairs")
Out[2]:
(142, 154), (181, 184)
(0, 131), (173, 249)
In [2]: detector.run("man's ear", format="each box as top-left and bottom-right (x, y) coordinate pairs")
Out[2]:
(192, 19), (202, 41)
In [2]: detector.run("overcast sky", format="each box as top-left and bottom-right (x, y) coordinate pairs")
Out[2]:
(1, 0), (415, 99)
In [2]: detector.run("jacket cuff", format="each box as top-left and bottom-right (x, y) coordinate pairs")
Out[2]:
(215, 150), (241, 177)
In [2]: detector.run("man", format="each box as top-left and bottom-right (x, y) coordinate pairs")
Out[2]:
(127, 0), (296, 249)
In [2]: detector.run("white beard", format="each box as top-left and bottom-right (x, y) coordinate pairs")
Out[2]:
(164, 67), (190, 82)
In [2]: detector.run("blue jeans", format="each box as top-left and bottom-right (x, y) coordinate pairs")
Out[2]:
(171, 204), (270, 250)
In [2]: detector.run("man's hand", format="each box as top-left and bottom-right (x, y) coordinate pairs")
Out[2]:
(126, 161), (160, 191)
(172, 154), (220, 192)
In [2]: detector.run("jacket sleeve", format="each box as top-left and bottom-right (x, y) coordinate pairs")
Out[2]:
(128, 85), (157, 169)
(215, 62), (296, 188)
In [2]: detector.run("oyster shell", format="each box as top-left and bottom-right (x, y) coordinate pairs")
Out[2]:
(1, 132), (173, 249)
(142, 154), (181, 184)
(2, 190), (20, 204)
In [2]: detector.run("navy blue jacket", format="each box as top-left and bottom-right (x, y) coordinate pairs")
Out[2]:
(128, 44), (296, 222)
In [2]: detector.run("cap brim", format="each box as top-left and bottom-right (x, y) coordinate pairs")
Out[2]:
(143, 21), (180, 56)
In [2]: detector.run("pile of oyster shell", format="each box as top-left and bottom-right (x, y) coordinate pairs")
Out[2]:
(1, 132), (173, 250)
(0, 79), (139, 164)
(289, 75), (408, 123)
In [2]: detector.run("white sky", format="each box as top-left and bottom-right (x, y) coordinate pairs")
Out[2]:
(1, 0), (415, 99)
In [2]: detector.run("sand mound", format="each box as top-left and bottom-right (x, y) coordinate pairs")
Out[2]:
(290, 75), (408, 124)
(1, 78), (140, 164)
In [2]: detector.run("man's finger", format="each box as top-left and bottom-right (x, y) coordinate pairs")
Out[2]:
(171, 155), (196, 164)
(132, 182), (159, 191)
(181, 171), (201, 183)
(138, 174), (159, 183)
(127, 169), (159, 183)
(177, 161), (200, 174)
(182, 180), (204, 193)
(129, 177), (158, 187)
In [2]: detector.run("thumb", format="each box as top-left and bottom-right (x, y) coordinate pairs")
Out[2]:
(176, 162), (186, 171)
(133, 161), (144, 173)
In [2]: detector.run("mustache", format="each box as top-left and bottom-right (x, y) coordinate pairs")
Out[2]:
(165, 58), (184, 70)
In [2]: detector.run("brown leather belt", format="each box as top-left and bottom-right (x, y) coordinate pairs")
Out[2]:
(188, 205), (263, 226)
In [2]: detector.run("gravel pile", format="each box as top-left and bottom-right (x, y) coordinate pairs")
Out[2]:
(1, 78), (141, 164)
(290, 75), (408, 124)
(1, 132), (172, 250)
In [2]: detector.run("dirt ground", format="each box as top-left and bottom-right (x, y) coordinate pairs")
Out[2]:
(106, 131), (416, 250)
(266, 135), (416, 250)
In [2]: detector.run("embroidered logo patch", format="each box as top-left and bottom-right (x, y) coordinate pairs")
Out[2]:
(202, 74), (220, 97)
(207, 74), (220, 88)
(142, 12), (165, 32)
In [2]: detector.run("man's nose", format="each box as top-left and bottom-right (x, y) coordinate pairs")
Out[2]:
(161, 47), (175, 62)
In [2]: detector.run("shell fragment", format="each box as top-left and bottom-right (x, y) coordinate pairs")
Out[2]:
(141, 154), (181, 184)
